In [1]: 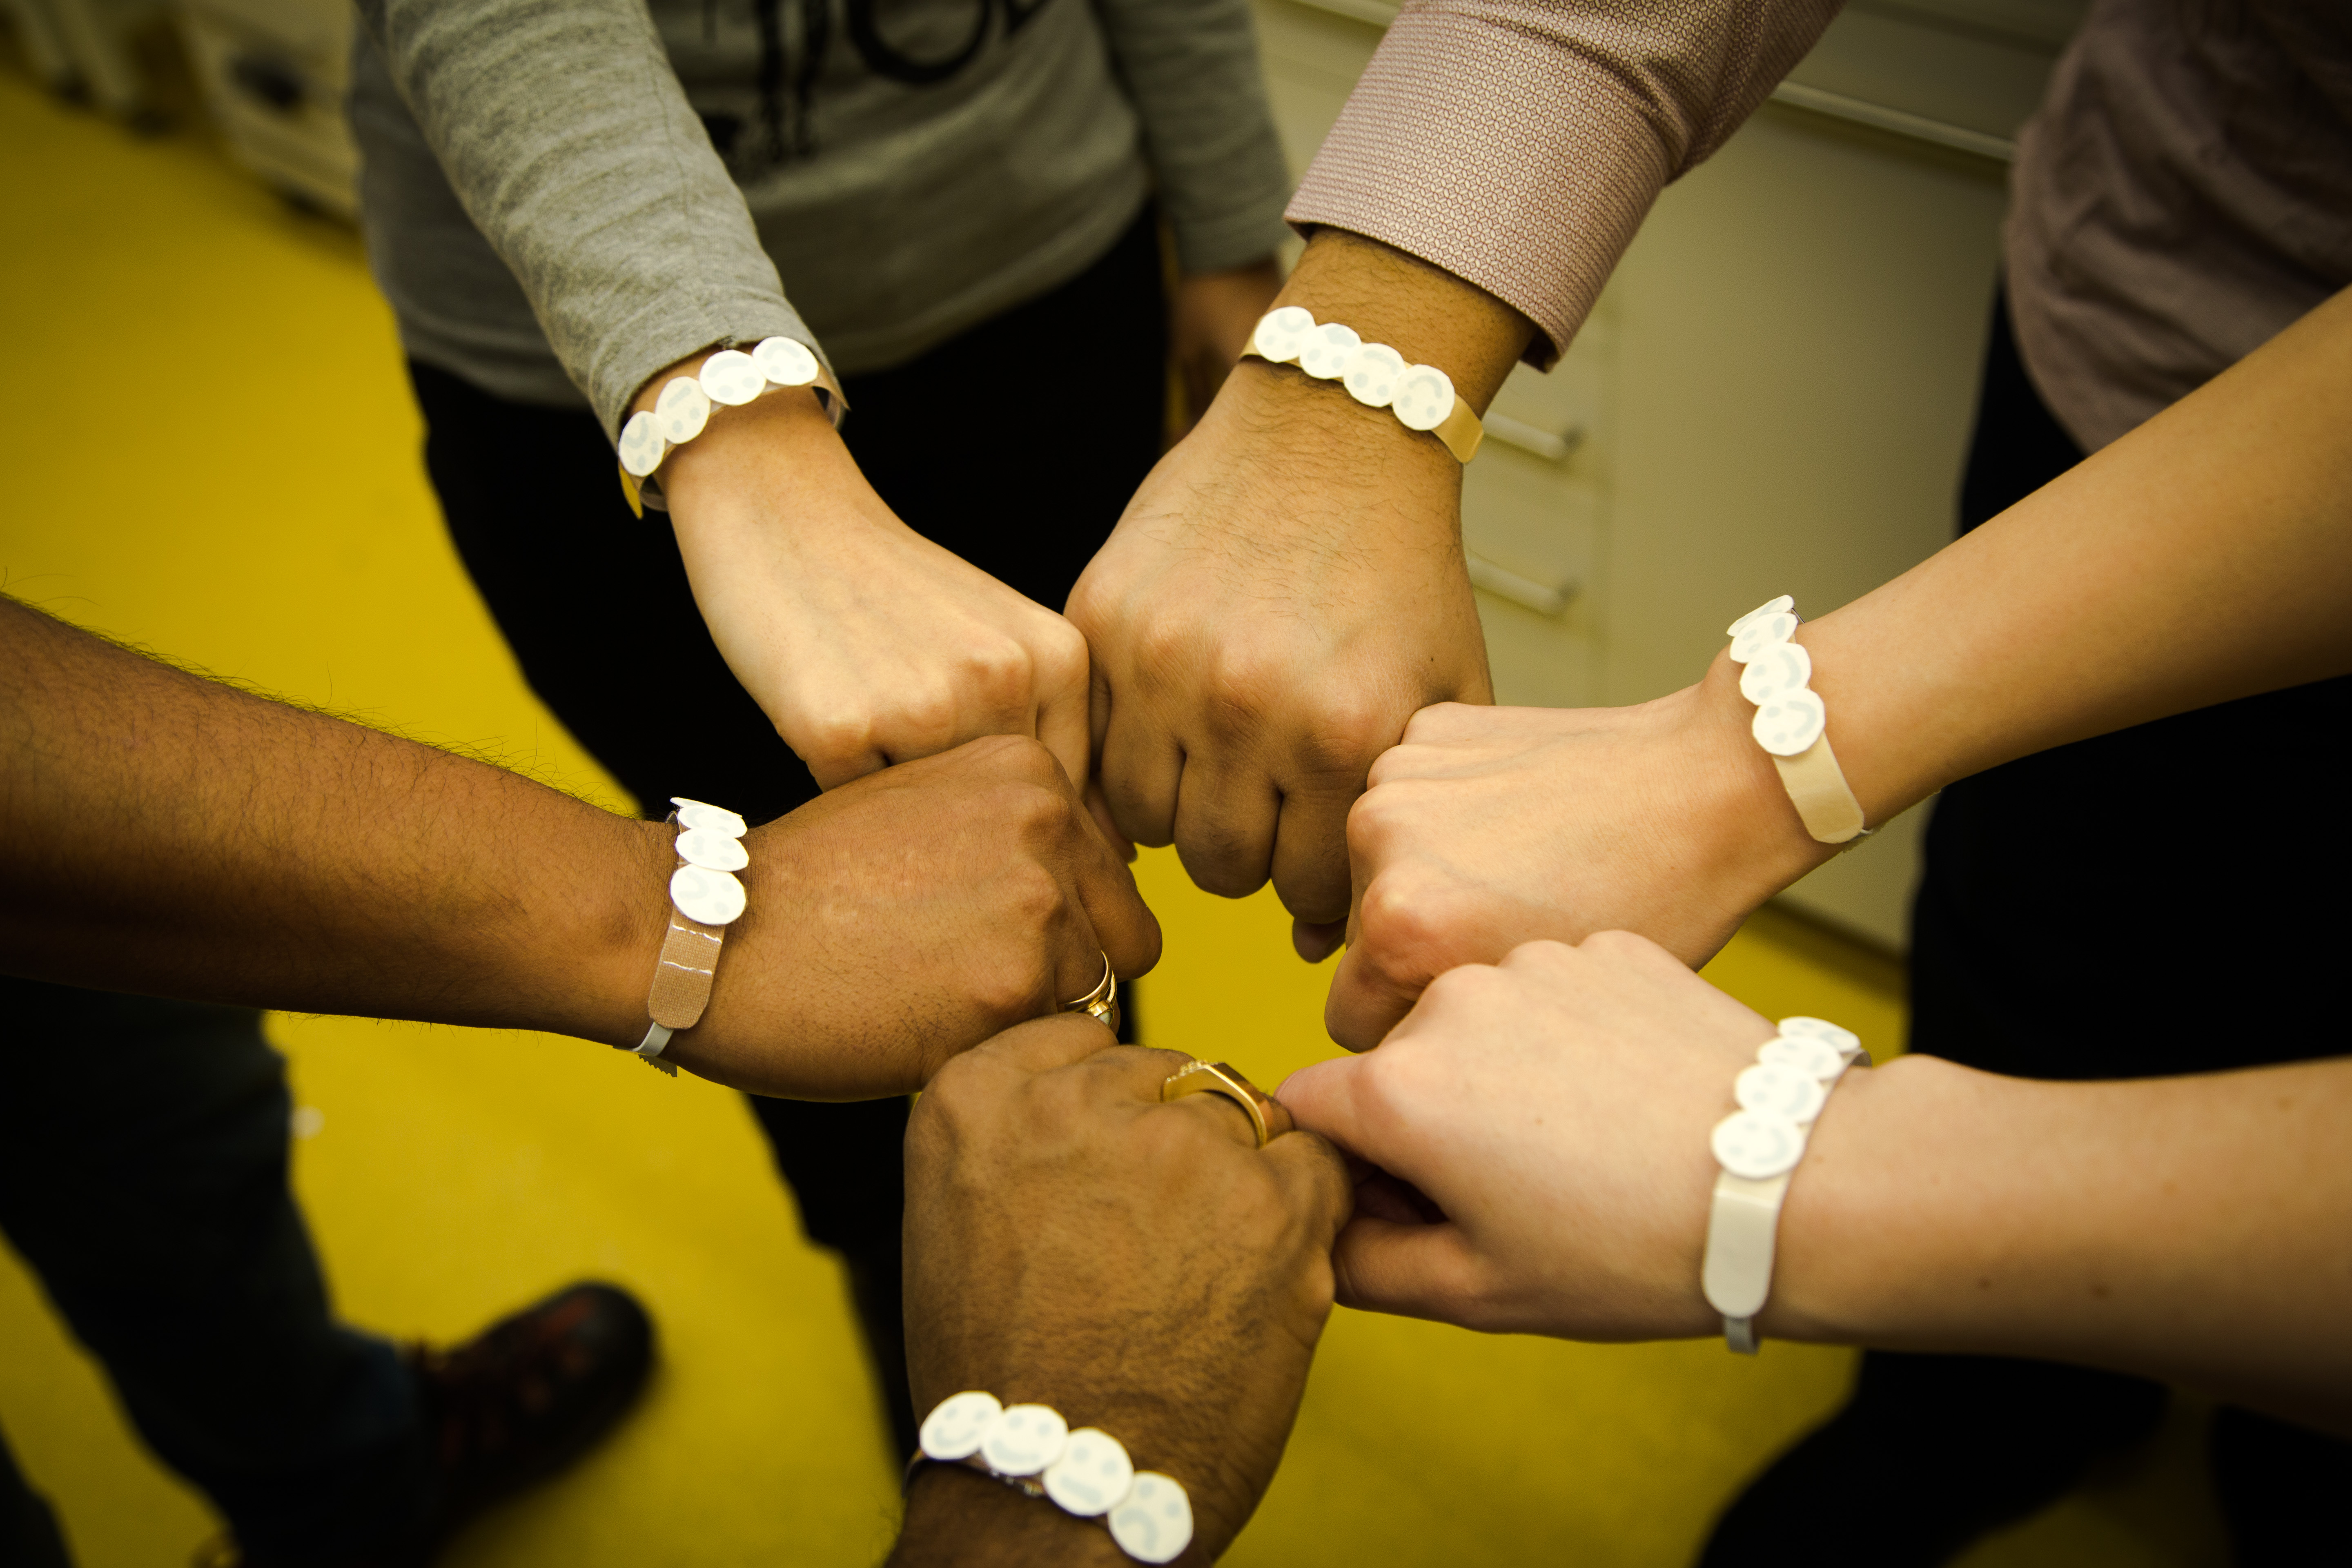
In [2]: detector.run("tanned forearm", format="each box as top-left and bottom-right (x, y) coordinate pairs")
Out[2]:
(1775, 1054), (2352, 1436)
(0, 597), (669, 1043)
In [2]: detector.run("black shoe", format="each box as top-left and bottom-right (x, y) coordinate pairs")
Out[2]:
(1700, 1351), (2167, 1568)
(201, 1281), (655, 1568)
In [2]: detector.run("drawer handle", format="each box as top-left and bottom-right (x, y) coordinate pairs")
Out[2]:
(1467, 552), (1576, 618)
(229, 53), (307, 113)
(1481, 412), (1583, 463)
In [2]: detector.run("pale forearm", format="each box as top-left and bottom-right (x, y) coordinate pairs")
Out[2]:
(0, 597), (664, 1042)
(1803, 283), (2352, 822)
(1777, 1054), (2352, 1434)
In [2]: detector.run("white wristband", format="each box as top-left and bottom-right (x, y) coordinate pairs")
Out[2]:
(1726, 596), (1872, 845)
(614, 338), (835, 514)
(915, 1391), (1194, 1563)
(1242, 307), (1485, 463)
(1700, 1016), (1867, 1353)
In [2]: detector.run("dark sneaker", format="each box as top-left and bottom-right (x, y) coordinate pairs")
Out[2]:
(197, 1281), (655, 1568)
(412, 1281), (655, 1530)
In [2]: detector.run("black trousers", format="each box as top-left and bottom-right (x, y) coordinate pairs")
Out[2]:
(1701, 293), (2352, 1565)
(0, 983), (434, 1567)
(408, 209), (1166, 1444)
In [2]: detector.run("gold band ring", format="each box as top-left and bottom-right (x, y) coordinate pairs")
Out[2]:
(1059, 953), (1121, 1037)
(1160, 1060), (1294, 1149)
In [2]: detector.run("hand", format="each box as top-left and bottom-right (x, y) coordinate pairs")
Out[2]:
(655, 376), (1092, 791)
(1282, 932), (1881, 1339)
(1070, 361), (1492, 939)
(1170, 258), (1282, 431)
(1325, 656), (1835, 1050)
(655, 737), (1160, 1098)
(891, 1015), (1352, 1565)
(1071, 232), (1531, 944)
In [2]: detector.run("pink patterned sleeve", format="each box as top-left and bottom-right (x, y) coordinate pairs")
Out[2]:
(1288, 0), (1842, 367)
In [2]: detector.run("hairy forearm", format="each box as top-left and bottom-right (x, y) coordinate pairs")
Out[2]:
(1804, 283), (2352, 822)
(0, 597), (667, 1041)
(1776, 1054), (2352, 1434)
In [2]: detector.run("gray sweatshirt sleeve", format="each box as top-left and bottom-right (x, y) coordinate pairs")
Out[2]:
(1091, 0), (1294, 274)
(357, 0), (818, 438)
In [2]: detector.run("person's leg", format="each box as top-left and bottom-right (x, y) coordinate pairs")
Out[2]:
(1704, 290), (2352, 1562)
(0, 980), (435, 1563)
(2209, 1405), (2352, 1566)
(1700, 1354), (2168, 1568)
(0, 1423), (74, 1568)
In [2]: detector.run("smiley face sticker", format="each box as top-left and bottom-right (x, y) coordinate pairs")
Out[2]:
(668, 864), (746, 927)
(1759, 1034), (1844, 1080)
(1734, 1062), (1827, 1125)
(1738, 639), (1813, 704)
(1107, 1471), (1195, 1564)
(617, 411), (666, 477)
(698, 348), (766, 406)
(1751, 688), (1827, 757)
(1297, 322), (1363, 380)
(979, 1403), (1069, 1477)
(1341, 343), (1406, 408)
(1728, 612), (1799, 665)
(1711, 1109), (1806, 1180)
(653, 376), (711, 445)
(751, 335), (819, 388)
(1042, 1427), (1136, 1517)
(1250, 305), (1316, 364)
(917, 1391), (1002, 1461)
(1391, 365), (1457, 431)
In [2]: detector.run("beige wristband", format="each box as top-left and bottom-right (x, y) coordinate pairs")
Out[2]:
(627, 798), (751, 1075)
(1727, 596), (1871, 847)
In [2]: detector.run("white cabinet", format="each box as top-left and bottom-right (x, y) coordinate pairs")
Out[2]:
(1249, 0), (2084, 948)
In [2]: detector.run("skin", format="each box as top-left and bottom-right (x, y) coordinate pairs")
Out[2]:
(889, 1016), (1352, 1566)
(0, 597), (1158, 1097)
(1327, 280), (2352, 1049)
(644, 267), (1280, 799)
(1279, 933), (2352, 1439)
(1067, 229), (1537, 945)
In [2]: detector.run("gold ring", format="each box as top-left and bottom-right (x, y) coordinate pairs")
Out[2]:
(1059, 953), (1120, 1037)
(1160, 1060), (1294, 1149)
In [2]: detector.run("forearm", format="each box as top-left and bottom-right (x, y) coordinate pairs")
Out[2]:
(360, 0), (812, 434)
(0, 598), (666, 1042)
(1801, 283), (2352, 823)
(1287, 0), (1841, 365)
(1777, 1053), (2352, 1434)
(1095, 0), (1291, 276)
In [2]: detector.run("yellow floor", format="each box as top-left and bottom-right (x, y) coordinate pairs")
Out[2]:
(0, 47), (2225, 1568)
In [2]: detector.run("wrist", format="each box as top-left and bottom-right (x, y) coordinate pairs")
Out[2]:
(561, 815), (677, 1050)
(1763, 1051), (1986, 1344)
(1274, 229), (1532, 409)
(1680, 650), (1842, 904)
(892, 1461), (1136, 1568)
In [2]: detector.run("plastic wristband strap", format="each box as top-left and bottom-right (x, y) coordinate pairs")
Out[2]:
(626, 797), (752, 1076)
(1242, 306), (1485, 463)
(912, 1392), (1194, 1564)
(1700, 1017), (1869, 1353)
(614, 337), (843, 516)
(1725, 596), (1872, 845)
